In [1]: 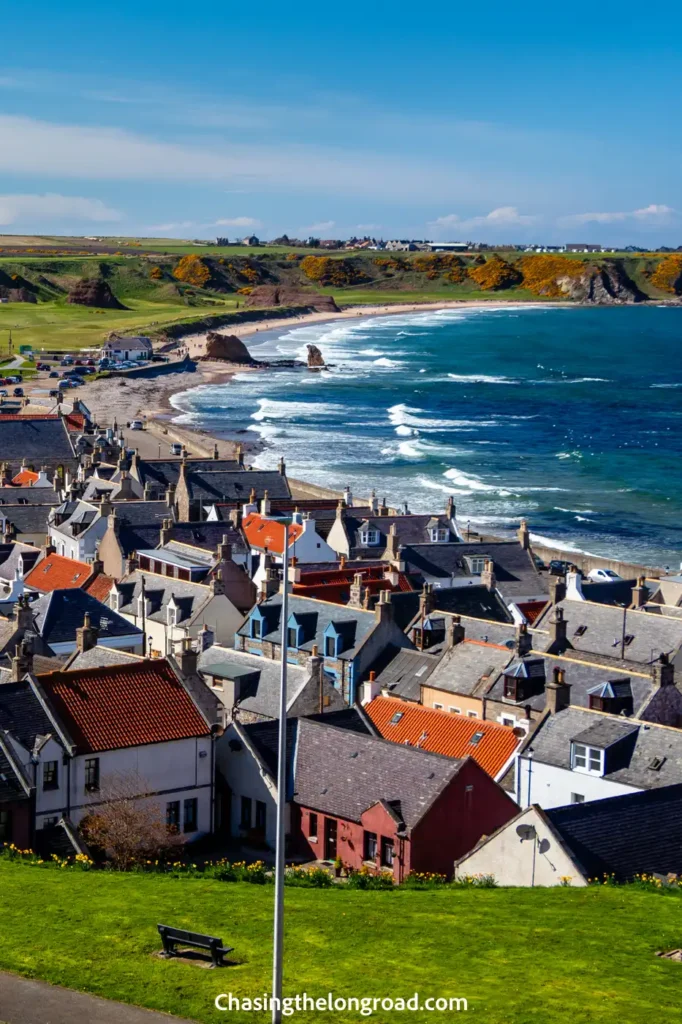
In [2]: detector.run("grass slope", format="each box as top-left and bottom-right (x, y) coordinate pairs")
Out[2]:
(2, 863), (682, 1023)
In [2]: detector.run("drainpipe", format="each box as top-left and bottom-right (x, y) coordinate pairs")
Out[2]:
(526, 749), (534, 808)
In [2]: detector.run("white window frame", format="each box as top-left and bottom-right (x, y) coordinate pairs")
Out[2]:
(467, 556), (487, 575)
(433, 702), (444, 710)
(359, 528), (380, 547)
(449, 706), (461, 715)
(430, 528), (449, 543)
(572, 743), (604, 776)
(501, 716), (515, 728)
(467, 710), (479, 719)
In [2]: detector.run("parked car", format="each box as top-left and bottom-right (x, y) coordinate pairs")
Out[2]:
(13, 387), (24, 397)
(129, 419), (144, 430)
(49, 371), (59, 378)
(587, 568), (623, 583)
(0, 389), (7, 397)
(169, 442), (183, 456)
(549, 559), (584, 578)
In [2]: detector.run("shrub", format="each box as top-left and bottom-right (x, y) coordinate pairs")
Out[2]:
(346, 867), (394, 890)
(402, 871), (448, 889)
(300, 256), (367, 287)
(284, 866), (334, 888)
(149, 266), (163, 280)
(468, 255), (522, 291)
(451, 873), (498, 888)
(650, 255), (682, 294)
(519, 254), (589, 297)
(173, 254), (211, 288)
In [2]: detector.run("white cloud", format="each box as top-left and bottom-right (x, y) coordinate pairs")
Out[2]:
(355, 222), (381, 231)
(147, 221), (197, 233)
(429, 207), (536, 236)
(300, 220), (336, 234)
(214, 216), (262, 228)
(562, 204), (675, 225)
(0, 192), (121, 225)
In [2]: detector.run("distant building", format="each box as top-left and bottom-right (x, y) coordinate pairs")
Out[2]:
(425, 241), (470, 253)
(101, 336), (152, 361)
(241, 235), (260, 246)
(385, 240), (417, 252)
(565, 244), (602, 253)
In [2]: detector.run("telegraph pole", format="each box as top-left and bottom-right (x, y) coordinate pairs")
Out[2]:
(272, 520), (291, 1024)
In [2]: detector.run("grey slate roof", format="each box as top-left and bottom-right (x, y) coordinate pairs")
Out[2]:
(545, 783), (682, 881)
(115, 571), (210, 625)
(426, 640), (514, 698)
(134, 458), (241, 491)
(401, 541), (547, 600)
(163, 524), (248, 557)
(0, 542), (42, 582)
(0, 679), (55, 750)
(199, 646), (310, 718)
(432, 585), (514, 623)
(185, 469), (291, 504)
(343, 514), (457, 559)
(370, 645), (440, 702)
(0, 736), (30, 801)
(246, 716), (463, 831)
(580, 579), (652, 608)
(485, 652), (654, 715)
(110, 501), (171, 555)
(238, 593), (378, 660)
(0, 504), (54, 538)
(524, 707), (682, 790)
(0, 417), (76, 468)
(64, 646), (143, 672)
(535, 599), (682, 666)
(49, 500), (99, 539)
(32, 589), (143, 647)
(0, 488), (60, 505)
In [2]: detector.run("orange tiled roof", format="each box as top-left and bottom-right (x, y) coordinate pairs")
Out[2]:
(64, 412), (85, 431)
(366, 695), (520, 779)
(24, 554), (93, 593)
(38, 660), (210, 754)
(242, 512), (303, 554)
(11, 469), (39, 486)
(84, 572), (115, 602)
(0, 414), (60, 421)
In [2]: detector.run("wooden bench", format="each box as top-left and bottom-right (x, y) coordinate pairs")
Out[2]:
(157, 924), (233, 967)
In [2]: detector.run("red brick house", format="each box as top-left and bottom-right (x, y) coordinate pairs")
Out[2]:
(232, 714), (518, 879)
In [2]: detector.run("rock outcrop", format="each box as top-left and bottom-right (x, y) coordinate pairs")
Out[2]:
(67, 278), (127, 309)
(201, 332), (258, 364)
(0, 286), (37, 303)
(555, 262), (646, 304)
(306, 344), (326, 368)
(246, 286), (340, 313)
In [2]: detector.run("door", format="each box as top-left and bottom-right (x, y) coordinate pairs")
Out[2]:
(324, 817), (337, 861)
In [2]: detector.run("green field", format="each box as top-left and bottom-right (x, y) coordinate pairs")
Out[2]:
(1, 862), (682, 1023)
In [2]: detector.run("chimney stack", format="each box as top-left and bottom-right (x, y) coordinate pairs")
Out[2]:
(369, 489), (379, 515)
(546, 666), (571, 714)
(518, 518), (530, 551)
(217, 534), (232, 562)
(159, 517), (173, 546)
(631, 576), (648, 609)
(653, 653), (675, 688)
(515, 622), (533, 657)
(419, 583), (434, 619)
(549, 606), (568, 651)
(15, 596), (34, 632)
(260, 490), (271, 516)
(349, 572), (365, 609)
(343, 485), (353, 507)
(236, 444), (245, 468)
(11, 638), (33, 682)
(143, 481), (153, 501)
(75, 612), (98, 653)
(165, 482), (176, 511)
(481, 558), (496, 592)
(446, 495), (456, 521)
(384, 522), (399, 561)
(549, 576), (566, 605)
(374, 589), (394, 624)
(447, 615), (465, 648)
(278, 456), (286, 476)
(213, 443), (220, 460)
(361, 669), (381, 705)
(178, 636), (199, 677)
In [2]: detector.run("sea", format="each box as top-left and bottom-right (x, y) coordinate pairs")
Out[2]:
(170, 304), (682, 570)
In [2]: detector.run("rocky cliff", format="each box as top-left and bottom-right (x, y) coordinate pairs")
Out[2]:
(66, 278), (127, 309)
(246, 285), (340, 312)
(555, 262), (646, 304)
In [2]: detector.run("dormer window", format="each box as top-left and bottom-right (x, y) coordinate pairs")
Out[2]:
(110, 589), (120, 612)
(430, 528), (448, 542)
(167, 603), (178, 626)
(325, 635), (337, 658)
(465, 555), (487, 575)
(572, 743), (603, 775)
(359, 528), (380, 547)
(287, 627), (299, 649)
(251, 617), (262, 639)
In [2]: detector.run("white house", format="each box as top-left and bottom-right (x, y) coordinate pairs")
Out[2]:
(242, 505), (337, 588)
(101, 336), (153, 361)
(49, 499), (107, 563)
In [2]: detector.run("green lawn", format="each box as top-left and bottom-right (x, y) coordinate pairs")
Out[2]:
(2, 863), (682, 1023)
(0, 298), (239, 353)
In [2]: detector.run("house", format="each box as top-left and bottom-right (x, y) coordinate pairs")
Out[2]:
(95, 501), (175, 577)
(197, 644), (345, 725)
(48, 499), (108, 562)
(365, 695), (522, 782)
(533, 595), (682, 670)
(0, 416), (77, 475)
(24, 551), (98, 594)
(565, 243), (602, 253)
(243, 507), (337, 580)
(516, 694), (682, 809)
(217, 716), (518, 877)
(0, 658), (214, 847)
(175, 462), (291, 521)
(0, 494), (61, 548)
(292, 562), (414, 607)
(235, 590), (414, 703)
(420, 637), (517, 720)
(241, 235), (260, 246)
(326, 500), (459, 561)
(101, 335), (153, 361)
(18, 589), (143, 657)
(455, 784), (682, 886)
(127, 454), (242, 501)
(10, 465), (56, 488)
(111, 560), (248, 657)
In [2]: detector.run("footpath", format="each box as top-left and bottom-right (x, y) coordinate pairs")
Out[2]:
(0, 972), (195, 1024)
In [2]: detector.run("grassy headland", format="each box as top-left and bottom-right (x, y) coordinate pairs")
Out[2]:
(1, 860), (682, 1023)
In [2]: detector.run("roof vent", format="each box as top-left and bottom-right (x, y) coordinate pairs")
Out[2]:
(574, 625), (587, 637)
(648, 756), (666, 771)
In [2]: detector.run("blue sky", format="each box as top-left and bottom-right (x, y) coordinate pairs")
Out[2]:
(1, 1), (681, 244)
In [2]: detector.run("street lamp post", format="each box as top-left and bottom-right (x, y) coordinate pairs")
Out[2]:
(272, 520), (291, 1024)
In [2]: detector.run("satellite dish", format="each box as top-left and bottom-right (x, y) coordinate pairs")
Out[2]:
(516, 824), (536, 840)
(512, 726), (527, 739)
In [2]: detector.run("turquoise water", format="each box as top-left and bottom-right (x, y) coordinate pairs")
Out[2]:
(171, 305), (682, 568)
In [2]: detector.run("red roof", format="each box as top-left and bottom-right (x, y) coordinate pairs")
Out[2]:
(293, 564), (414, 604)
(84, 572), (116, 602)
(25, 554), (93, 593)
(0, 414), (60, 421)
(243, 512), (303, 554)
(366, 696), (520, 779)
(11, 469), (39, 486)
(38, 660), (210, 753)
(64, 412), (86, 431)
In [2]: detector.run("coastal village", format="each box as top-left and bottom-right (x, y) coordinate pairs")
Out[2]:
(1, 328), (682, 890)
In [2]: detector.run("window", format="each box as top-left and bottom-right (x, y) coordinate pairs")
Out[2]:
(501, 716), (515, 728)
(467, 710), (478, 718)
(251, 617), (261, 639)
(325, 635), (337, 658)
(42, 816), (58, 828)
(167, 604), (177, 626)
(43, 760), (58, 790)
(449, 707), (461, 714)
(430, 528), (448, 542)
(0, 810), (11, 841)
(308, 813), (318, 841)
(183, 797), (198, 833)
(255, 800), (266, 832)
(166, 801), (180, 831)
(360, 529), (379, 546)
(287, 627), (298, 649)
(467, 556), (487, 574)
(84, 758), (100, 792)
(240, 796), (252, 829)
(364, 831), (378, 861)
(572, 743), (603, 775)
(433, 702), (444, 710)
(571, 793), (585, 804)
(381, 837), (394, 868)
(470, 731), (484, 746)
(389, 711), (404, 725)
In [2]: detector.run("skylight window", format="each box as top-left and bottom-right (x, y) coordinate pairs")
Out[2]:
(574, 625), (587, 637)
(470, 731), (484, 746)
(389, 712), (404, 725)
(623, 634), (635, 647)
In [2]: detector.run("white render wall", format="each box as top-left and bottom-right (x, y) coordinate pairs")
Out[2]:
(454, 805), (588, 887)
(517, 756), (640, 809)
(216, 724), (280, 848)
